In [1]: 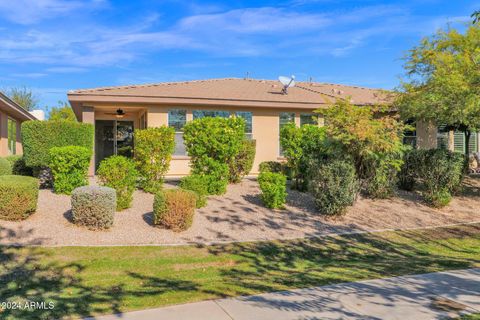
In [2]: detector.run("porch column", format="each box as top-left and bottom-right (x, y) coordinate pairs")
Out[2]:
(82, 106), (95, 176)
(448, 130), (454, 152)
(416, 120), (437, 149)
(0, 111), (8, 156)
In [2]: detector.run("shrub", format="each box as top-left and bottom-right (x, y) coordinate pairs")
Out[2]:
(183, 117), (245, 185)
(420, 149), (465, 207)
(398, 149), (418, 191)
(0, 157), (12, 176)
(71, 186), (116, 230)
(228, 139), (256, 183)
(363, 152), (403, 199)
(49, 146), (91, 194)
(5, 155), (33, 176)
(134, 127), (175, 193)
(309, 160), (359, 216)
(97, 156), (138, 211)
(21, 120), (93, 168)
(259, 161), (283, 174)
(0, 175), (39, 220)
(153, 189), (196, 232)
(397, 149), (464, 207)
(258, 172), (287, 209)
(180, 175), (209, 208)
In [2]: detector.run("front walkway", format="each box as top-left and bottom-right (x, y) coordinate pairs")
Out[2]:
(89, 268), (480, 320)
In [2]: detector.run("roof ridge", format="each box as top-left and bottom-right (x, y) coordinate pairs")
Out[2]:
(308, 82), (386, 91)
(69, 78), (243, 94)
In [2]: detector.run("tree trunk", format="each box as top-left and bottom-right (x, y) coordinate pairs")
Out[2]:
(465, 130), (471, 156)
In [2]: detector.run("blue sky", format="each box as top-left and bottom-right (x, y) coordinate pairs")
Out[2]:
(0, 0), (477, 112)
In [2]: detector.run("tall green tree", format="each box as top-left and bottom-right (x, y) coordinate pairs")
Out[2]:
(5, 87), (38, 111)
(49, 101), (76, 121)
(395, 24), (480, 155)
(472, 10), (480, 24)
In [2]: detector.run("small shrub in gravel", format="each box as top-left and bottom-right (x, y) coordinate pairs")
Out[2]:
(180, 175), (209, 208)
(49, 146), (91, 194)
(228, 139), (256, 183)
(258, 172), (287, 209)
(0, 175), (39, 220)
(153, 189), (196, 232)
(0, 157), (12, 176)
(71, 186), (116, 230)
(259, 161), (283, 174)
(97, 155), (138, 211)
(309, 159), (359, 216)
(5, 155), (33, 176)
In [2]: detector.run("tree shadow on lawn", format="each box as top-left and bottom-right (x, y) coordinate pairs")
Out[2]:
(201, 224), (480, 300)
(0, 226), (199, 320)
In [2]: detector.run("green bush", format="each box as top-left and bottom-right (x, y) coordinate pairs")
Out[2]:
(71, 186), (116, 230)
(180, 175), (209, 208)
(258, 172), (287, 209)
(49, 146), (91, 194)
(21, 120), (93, 168)
(397, 149), (465, 207)
(398, 149), (418, 191)
(259, 161), (283, 174)
(97, 156), (138, 211)
(153, 189), (196, 232)
(183, 117), (245, 187)
(309, 160), (359, 216)
(0, 175), (39, 220)
(0, 157), (12, 176)
(228, 139), (256, 183)
(134, 127), (175, 193)
(364, 152), (403, 199)
(5, 155), (33, 176)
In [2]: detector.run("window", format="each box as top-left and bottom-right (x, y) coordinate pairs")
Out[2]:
(453, 130), (478, 154)
(300, 113), (318, 126)
(235, 111), (253, 139)
(7, 118), (16, 155)
(279, 112), (295, 156)
(168, 109), (187, 156)
(403, 119), (417, 148)
(193, 110), (230, 119)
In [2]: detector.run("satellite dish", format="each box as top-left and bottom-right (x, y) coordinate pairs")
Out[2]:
(279, 75), (296, 94)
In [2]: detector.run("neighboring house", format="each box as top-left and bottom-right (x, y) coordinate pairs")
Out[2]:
(67, 78), (413, 176)
(0, 92), (37, 157)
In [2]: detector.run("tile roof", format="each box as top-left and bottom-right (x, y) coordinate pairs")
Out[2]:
(68, 78), (391, 106)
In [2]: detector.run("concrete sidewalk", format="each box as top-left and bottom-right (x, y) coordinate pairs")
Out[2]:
(88, 268), (480, 320)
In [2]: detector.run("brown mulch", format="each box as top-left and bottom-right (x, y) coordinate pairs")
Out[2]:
(1, 177), (479, 246)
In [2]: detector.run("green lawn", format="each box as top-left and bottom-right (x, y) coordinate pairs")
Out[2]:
(1, 224), (480, 319)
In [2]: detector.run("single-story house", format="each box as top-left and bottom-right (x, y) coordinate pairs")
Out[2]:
(0, 92), (37, 157)
(67, 78), (474, 176)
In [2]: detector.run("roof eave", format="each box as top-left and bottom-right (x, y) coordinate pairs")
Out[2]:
(0, 93), (37, 121)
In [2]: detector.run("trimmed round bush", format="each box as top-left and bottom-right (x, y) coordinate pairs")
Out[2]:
(49, 146), (91, 194)
(0, 157), (12, 176)
(259, 161), (283, 174)
(0, 175), (39, 220)
(258, 172), (287, 209)
(228, 139), (256, 183)
(71, 186), (116, 230)
(153, 189), (196, 232)
(180, 175), (209, 208)
(5, 155), (33, 176)
(97, 155), (138, 211)
(309, 160), (359, 216)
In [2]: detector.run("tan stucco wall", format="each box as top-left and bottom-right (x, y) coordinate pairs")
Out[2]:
(416, 120), (437, 149)
(82, 103), (320, 176)
(0, 109), (27, 157)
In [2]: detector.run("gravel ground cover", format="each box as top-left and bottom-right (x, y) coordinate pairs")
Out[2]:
(1, 177), (480, 246)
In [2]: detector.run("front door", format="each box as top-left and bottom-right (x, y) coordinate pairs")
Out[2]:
(95, 120), (134, 169)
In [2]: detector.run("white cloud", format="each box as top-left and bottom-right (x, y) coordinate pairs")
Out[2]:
(0, 0), (107, 25)
(0, 3), (469, 70)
